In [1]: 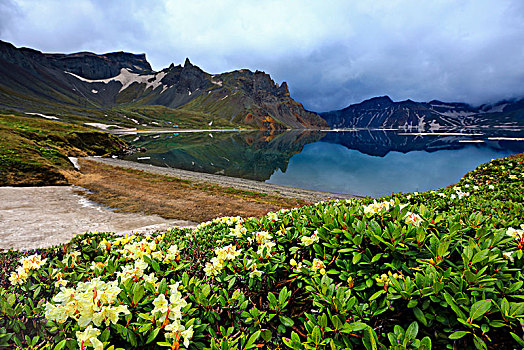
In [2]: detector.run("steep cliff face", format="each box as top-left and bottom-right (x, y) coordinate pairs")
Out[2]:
(0, 40), (326, 129)
(321, 96), (524, 130)
(44, 51), (153, 79)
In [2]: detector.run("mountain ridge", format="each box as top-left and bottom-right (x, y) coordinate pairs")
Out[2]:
(0, 40), (327, 130)
(321, 95), (524, 130)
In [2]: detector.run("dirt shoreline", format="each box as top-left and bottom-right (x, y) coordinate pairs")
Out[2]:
(85, 156), (357, 202)
(0, 158), (356, 251)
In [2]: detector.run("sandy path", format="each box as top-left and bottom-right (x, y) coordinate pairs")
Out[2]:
(86, 157), (355, 202)
(0, 186), (196, 251)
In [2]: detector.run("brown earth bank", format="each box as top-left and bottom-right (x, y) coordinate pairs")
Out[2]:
(65, 158), (326, 222)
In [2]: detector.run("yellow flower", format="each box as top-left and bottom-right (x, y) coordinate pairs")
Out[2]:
(153, 294), (169, 315)
(76, 325), (103, 350)
(267, 212), (278, 221)
(9, 271), (26, 286)
(92, 305), (130, 327)
(375, 274), (389, 284)
(301, 230), (319, 246)
(255, 231), (272, 244)
(405, 212), (423, 226)
(55, 279), (68, 288)
(311, 258), (326, 275)
(249, 269), (263, 278)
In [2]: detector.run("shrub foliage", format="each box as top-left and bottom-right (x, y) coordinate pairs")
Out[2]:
(1, 156), (523, 349)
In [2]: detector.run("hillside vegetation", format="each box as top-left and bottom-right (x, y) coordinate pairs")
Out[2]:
(0, 155), (523, 349)
(0, 114), (125, 185)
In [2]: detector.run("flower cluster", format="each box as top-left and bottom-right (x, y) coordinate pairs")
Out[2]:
(196, 216), (244, 232)
(204, 244), (242, 277)
(290, 259), (303, 272)
(267, 212), (279, 222)
(45, 278), (129, 327)
(301, 230), (319, 246)
(363, 200), (395, 216)
(116, 239), (158, 260)
(152, 244), (180, 262)
(152, 282), (193, 347)
(9, 254), (47, 286)
(450, 186), (470, 200)
(506, 225), (524, 240)
(311, 258), (326, 275)
(76, 325), (102, 350)
(404, 212), (423, 226)
(62, 251), (81, 268)
(253, 231), (276, 258)
(229, 223), (248, 238)
(117, 259), (148, 282)
(375, 271), (404, 288)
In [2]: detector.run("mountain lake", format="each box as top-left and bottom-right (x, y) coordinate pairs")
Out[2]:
(122, 128), (524, 198)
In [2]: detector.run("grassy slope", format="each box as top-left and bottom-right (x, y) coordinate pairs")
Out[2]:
(0, 114), (126, 185)
(0, 154), (523, 349)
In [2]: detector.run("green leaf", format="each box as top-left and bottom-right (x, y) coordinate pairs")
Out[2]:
(261, 330), (272, 342)
(510, 332), (524, 347)
(404, 321), (418, 342)
(362, 326), (378, 350)
(146, 328), (160, 344)
(413, 307), (428, 327)
(348, 322), (368, 332)
(311, 326), (322, 345)
(268, 292), (278, 308)
(53, 339), (67, 350)
(280, 316), (295, 327)
(369, 290), (385, 301)
(6, 294), (15, 307)
(201, 284), (211, 298)
(245, 330), (261, 349)
(469, 300), (491, 321)
(352, 252), (362, 264)
(132, 284), (145, 305)
(449, 331), (468, 339)
(471, 249), (489, 265)
(419, 336), (432, 350)
(473, 335), (487, 350)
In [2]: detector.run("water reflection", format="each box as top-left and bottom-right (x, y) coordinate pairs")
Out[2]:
(123, 130), (326, 181)
(123, 128), (524, 197)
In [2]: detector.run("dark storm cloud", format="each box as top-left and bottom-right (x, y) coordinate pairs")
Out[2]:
(1, 0), (524, 111)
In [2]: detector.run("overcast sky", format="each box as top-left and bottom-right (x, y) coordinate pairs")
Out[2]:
(1, 0), (523, 112)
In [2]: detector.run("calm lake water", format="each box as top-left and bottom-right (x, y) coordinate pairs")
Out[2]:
(123, 129), (524, 197)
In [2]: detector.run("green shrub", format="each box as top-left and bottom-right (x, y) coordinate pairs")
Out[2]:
(1, 156), (523, 349)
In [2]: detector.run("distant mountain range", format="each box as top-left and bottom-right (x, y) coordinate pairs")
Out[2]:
(321, 96), (524, 130)
(1, 40), (523, 131)
(0, 40), (327, 129)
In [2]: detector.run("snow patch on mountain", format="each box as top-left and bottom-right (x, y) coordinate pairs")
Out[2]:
(66, 69), (168, 92)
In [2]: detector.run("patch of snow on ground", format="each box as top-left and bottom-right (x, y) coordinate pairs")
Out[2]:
(220, 95), (229, 100)
(84, 122), (118, 130)
(68, 157), (80, 170)
(25, 112), (59, 120)
(437, 110), (476, 117)
(483, 104), (507, 113)
(488, 137), (524, 141)
(91, 89), (98, 94)
(211, 80), (223, 86)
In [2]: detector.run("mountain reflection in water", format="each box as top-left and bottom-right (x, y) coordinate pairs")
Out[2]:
(123, 129), (524, 197)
